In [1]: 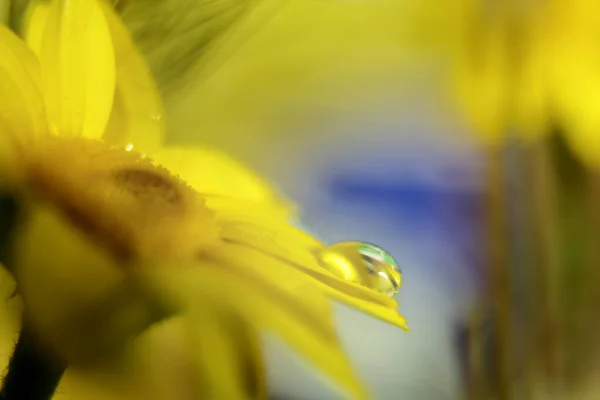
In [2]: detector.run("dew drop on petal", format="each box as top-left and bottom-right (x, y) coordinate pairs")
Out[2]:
(317, 241), (402, 297)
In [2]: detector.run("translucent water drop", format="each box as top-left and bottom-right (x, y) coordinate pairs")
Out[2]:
(317, 241), (402, 297)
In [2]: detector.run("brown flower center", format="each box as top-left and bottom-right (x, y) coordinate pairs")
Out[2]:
(19, 136), (220, 264)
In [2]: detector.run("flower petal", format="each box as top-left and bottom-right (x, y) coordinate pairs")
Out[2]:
(450, 11), (510, 145)
(11, 202), (126, 361)
(217, 227), (409, 330)
(23, 0), (51, 57)
(99, 1), (164, 152)
(159, 262), (369, 400)
(184, 308), (266, 399)
(0, 26), (46, 140)
(549, 2), (600, 167)
(295, 268), (409, 331)
(151, 146), (292, 212)
(248, 290), (368, 400)
(39, 0), (115, 139)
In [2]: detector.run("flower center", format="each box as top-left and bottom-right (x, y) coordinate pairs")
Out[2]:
(114, 168), (182, 205)
(19, 137), (220, 263)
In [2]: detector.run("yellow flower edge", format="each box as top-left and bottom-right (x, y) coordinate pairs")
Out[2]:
(448, 0), (600, 166)
(0, 1), (408, 399)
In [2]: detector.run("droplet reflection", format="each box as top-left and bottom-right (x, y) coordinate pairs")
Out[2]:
(317, 241), (402, 297)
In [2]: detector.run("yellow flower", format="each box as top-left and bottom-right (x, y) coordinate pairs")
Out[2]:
(0, 0), (407, 398)
(448, 0), (600, 166)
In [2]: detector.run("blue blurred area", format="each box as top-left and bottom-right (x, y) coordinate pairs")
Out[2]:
(326, 176), (485, 281)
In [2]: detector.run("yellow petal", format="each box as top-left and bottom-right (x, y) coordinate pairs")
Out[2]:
(218, 219), (323, 269)
(547, 0), (600, 166)
(11, 202), (125, 361)
(40, 0), (115, 139)
(450, 7), (510, 145)
(161, 262), (369, 400)
(251, 290), (368, 400)
(513, 13), (549, 143)
(206, 197), (296, 227)
(296, 268), (409, 331)
(210, 241), (408, 330)
(215, 239), (380, 305)
(184, 308), (266, 400)
(23, 0), (52, 57)
(212, 205), (408, 329)
(0, 26), (46, 140)
(99, 1), (164, 152)
(151, 146), (292, 212)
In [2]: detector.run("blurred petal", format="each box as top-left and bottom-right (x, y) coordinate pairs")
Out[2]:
(547, 0), (600, 166)
(218, 219), (323, 267)
(296, 268), (409, 330)
(184, 309), (265, 399)
(449, 2), (510, 145)
(513, 12), (549, 142)
(100, 1), (164, 152)
(251, 291), (368, 400)
(39, 0), (115, 139)
(151, 146), (292, 212)
(0, 26), (46, 139)
(164, 263), (369, 400)
(11, 203), (125, 361)
(23, 0), (51, 56)
(210, 242), (408, 330)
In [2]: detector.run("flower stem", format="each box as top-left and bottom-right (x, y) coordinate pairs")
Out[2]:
(528, 138), (563, 389)
(1, 324), (66, 400)
(486, 147), (512, 400)
(0, 192), (19, 269)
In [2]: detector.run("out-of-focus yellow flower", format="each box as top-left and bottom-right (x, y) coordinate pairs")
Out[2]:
(115, 0), (424, 96)
(0, 0), (9, 25)
(108, 0), (443, 156)
(448, 0), (600, 166)
(0, 0), (407, 398)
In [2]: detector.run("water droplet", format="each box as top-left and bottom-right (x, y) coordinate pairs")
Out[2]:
(317, 241), (401, 297)
(125, 143), (134, 151)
